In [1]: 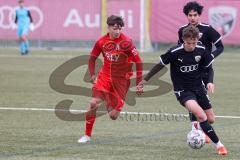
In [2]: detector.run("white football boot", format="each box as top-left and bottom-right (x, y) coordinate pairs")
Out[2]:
(77, 135), (91, 143)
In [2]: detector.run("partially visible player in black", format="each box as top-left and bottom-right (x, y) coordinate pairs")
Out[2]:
(178, 1), (224, 131)
(137, 26), (227, 155)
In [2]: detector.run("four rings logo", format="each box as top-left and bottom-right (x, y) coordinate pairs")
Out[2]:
(0, 5), (43, 29)
(180, 64), (199, 73)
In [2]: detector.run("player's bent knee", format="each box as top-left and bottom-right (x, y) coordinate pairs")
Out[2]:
(205, 109), (215, 124)
(89, 101), (98, 110)
(208, 117), (215, 124)
(196, 112), (207, 122)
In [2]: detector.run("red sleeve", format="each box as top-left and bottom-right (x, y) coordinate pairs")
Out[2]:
(88, 41), (102, 77)
(128, 42), (143, 86)
(133, 53), (143, 86)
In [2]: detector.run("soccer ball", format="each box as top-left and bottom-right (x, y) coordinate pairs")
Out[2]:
(187, 130), (206, 149)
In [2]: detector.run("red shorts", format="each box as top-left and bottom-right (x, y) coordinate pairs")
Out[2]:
(92, 75), (130, 111)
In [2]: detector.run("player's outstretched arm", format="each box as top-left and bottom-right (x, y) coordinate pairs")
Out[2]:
(136, 63), (164, 95)
(144, 63), (164, 82)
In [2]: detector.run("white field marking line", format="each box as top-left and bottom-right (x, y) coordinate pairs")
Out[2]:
(0, 107), (240, 119)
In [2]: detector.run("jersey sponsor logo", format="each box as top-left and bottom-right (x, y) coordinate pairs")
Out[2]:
(180, 64), (199, 73)
(199, 32), (203, 39)
(105, 52), (120, 62)
(0, 5), (43, 30)
(209, 6), (237, 37)
(195, 56), (201, 62)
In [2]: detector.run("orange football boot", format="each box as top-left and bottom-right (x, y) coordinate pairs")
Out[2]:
(217, 146), (228, 155)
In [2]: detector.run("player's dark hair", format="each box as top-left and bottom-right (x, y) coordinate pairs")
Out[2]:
(107, 15), (124, 27)
(19, 0), (24, 3)
(183, 1), (203, 16)
(182, 25), (199, 40)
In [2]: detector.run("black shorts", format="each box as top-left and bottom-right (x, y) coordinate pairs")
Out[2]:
(174, 87), (212, 110)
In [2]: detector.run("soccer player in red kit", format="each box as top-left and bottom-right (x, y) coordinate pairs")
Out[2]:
(78, 15), (143, 143)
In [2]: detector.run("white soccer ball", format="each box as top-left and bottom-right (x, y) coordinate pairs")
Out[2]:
(187, 130), (206, 149)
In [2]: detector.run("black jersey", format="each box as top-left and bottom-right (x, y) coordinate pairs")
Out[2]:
(160, 44), (214, 90)
(178, 23), (222, 54)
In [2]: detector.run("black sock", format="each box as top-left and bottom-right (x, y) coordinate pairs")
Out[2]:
(189, 112), (197, 122)
(200, 120), (219, 143)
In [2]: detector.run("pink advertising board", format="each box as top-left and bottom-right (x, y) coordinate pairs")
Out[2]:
(0, 0), (101, 40)
(107, 0), (140, 40)
(0, 0), (239, 45)
(151, 0), (240, 44)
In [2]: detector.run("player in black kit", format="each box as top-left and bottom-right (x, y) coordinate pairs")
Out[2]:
(137, 26), (227, 155)
(178, 1), (224, 133)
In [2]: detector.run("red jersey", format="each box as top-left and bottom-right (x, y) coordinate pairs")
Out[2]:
(89, 33), (142, 85)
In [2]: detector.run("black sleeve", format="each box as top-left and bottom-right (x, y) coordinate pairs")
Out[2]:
(159, 49), (173, 65)
(144, 49), (173, 81)
(144, 63), (165, 81)
(15, 11), (18, 23)
(178, 29), (183, 44)
(28, 10), (33, 23)
(205, 65), (214, 83)
(202, 50), (214, 68)
(208, 26), (221, 46)
(200, 52), (214, 83)
(212, 40), (224, 58)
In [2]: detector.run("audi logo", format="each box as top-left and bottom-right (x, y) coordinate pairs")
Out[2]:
(0, 5), (43, 29)
(180, 64), (199, 72)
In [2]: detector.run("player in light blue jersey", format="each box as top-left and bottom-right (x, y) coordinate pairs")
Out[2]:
(13, 0), (34, 55)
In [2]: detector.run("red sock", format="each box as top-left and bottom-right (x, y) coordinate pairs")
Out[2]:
(85, 114), (96, 137)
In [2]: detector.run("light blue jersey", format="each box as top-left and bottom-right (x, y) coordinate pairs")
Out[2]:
(16, 8), (31, 36)
(16, 8), (30, 26)
(15, 7), (33, 55)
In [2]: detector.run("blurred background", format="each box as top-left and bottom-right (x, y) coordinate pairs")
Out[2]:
(0, 0), (239, 51)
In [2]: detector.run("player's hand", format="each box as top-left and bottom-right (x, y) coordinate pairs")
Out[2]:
(12, 23), (17, 30)
(90, 75), (96, 84)
(29, 23), (35, 31)
(136, 80), (147, 96)
(207, 83), (215, 93)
